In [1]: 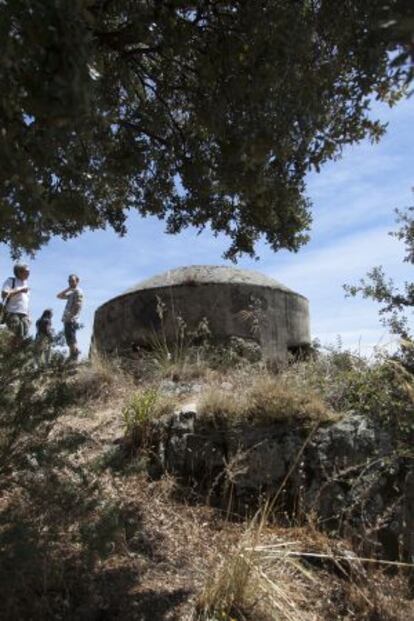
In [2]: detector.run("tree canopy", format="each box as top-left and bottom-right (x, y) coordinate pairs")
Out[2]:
(1, 0), (413, 258)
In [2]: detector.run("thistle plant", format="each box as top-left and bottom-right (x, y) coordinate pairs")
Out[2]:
(149, 296), (213, 377)
(238, 295), (266, 339)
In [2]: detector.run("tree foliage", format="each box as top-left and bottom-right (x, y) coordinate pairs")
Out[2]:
(345, 205), (414, 344)
(1, 0), (413, 258)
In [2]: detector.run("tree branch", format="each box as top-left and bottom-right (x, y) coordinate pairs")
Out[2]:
(119, 121), (169, 147)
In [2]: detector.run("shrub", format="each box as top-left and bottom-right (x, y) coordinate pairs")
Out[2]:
(283, 344), (414, 446)
(0, 333), (72, 474)
(338, 358), (414, 444)
(198, 341), (413, 447)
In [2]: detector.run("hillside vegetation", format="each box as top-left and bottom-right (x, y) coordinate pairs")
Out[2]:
(0, 331), (413, 621)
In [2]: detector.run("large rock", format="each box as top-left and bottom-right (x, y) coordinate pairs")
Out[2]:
(152, 407), (412, 562)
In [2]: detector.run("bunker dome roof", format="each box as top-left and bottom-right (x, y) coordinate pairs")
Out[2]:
(121, 265), (300, 296)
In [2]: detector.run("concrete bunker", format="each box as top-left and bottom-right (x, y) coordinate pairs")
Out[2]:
(92, 265), (311, 361)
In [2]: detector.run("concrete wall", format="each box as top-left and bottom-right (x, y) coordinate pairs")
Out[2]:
(93, 282), (310, 360)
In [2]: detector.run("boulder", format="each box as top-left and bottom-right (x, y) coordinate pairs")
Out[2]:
(152, 406), (412, 561)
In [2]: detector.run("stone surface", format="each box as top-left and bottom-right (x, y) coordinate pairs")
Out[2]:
(124, 265), (294, 292)
(151, 407), (412, 562)
(92, 265), (310, 361)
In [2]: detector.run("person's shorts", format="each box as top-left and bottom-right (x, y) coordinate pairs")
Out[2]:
(64, 321), (79, 346)
(6, 313), (30, 339)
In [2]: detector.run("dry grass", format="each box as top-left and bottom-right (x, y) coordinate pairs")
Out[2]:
(194, 541), (317, 621)
(193, 505), (310, 621)
(2, 367), (412, 621)
(151, 356), (212, 382)
(68, 353), (134, 403)
(247, 534), (414, 621)
(198, 371), (335, 425)
(141, 343), (237, 384)
(2, 340), (413, 620)
(247, 375), (334, 422)
(193, 521), (414, 621)
(195, 545), (256, 620)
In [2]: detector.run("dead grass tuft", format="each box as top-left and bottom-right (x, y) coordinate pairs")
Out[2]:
(151, 356), (212, 382)
(247, 375), (334, 423)
(69, 354), (134, 403)
(198, 372), (335, 425)
(193, 522), (414, 621)
(195, 546), (255, 620)
(194, 531), (320, 621)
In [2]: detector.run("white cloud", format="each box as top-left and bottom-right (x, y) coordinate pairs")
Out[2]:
(267, 226), (405, 289)
(263, 226), (412, 353)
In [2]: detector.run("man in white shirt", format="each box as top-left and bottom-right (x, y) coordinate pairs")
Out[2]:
(1, 264), (31, 340)
(57, 274), (84, 361)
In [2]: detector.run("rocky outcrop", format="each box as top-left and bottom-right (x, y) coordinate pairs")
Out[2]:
(151, 406), (413, 563)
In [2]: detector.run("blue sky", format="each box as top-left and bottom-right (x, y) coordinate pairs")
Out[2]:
(1, 97), (413, 358)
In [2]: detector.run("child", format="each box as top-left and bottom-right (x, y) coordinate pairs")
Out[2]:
(35, 309), (54, 366)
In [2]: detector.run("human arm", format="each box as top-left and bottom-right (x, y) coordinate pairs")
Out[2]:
(2, 278), (28, 300)
(57, 287), (71, 300)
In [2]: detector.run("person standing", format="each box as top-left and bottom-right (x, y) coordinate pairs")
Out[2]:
(1, 263), (31, 341)
(57, 274), (84, 361)
(35, 309), (54, 366)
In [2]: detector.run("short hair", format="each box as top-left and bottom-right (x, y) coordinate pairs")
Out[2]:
(13, 263), (29, 277)
(42, 309), (53, 318)
(69, 274), (79, 283)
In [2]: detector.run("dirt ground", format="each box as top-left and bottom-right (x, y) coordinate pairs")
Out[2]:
(1, 376), (413, 621)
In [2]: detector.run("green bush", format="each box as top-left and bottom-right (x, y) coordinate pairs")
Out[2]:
(286, 344), (414, 447)
(0, 331), (72, 474)
(339, 359), (414, 444)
